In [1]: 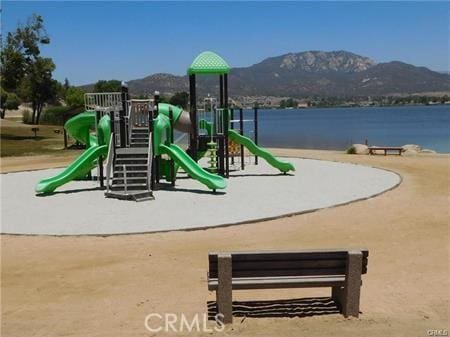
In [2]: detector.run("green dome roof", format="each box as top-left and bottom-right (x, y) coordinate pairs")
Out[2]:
(187, 51), (230, 75)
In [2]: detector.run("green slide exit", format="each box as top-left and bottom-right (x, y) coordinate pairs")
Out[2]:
(159, 143), (226, 190)
(35, 111), (111, 194)
(35, 145), (108, 193)
(228, 129), (295, 173)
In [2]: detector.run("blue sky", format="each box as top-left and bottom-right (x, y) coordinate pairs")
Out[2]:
(3, 1), (449, 85)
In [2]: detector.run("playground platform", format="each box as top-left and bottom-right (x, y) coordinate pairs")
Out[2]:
(1, 157), (401, 235)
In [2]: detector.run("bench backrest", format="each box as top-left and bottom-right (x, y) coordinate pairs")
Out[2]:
(208, 249), (368, 279)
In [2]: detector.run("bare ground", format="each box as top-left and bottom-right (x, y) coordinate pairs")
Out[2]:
(1, 149), (449, 337)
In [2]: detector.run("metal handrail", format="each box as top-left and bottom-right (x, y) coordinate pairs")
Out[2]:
(105, 133), (115, 193)
(214, 108), (225, 135)
(128, 99), (152, 128)
(126, 114), (132, 147)
(146, 130), (153, 192)
(127, 99), (152, 147)
(84, 92), (122, 112)
(123, 165), (128, 194)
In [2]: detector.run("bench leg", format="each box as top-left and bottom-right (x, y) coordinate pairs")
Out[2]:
(332, 286), (344, 310)
(342, 251), (363, 318)
(217, 254), (233, 324)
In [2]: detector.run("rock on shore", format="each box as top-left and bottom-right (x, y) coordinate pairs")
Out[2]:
(347, 144), (369, 154)
(347, 143), (437, 155)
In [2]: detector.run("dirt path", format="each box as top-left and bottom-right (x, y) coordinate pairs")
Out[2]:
(0, 152), (80, 173)
(1, 150), (449, 337)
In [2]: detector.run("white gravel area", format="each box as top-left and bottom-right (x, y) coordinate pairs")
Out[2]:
(0, 158), (400, 235)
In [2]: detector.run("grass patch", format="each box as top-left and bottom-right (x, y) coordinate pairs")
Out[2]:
(1, 134), (46, 141)
(0, 119), (76, 157)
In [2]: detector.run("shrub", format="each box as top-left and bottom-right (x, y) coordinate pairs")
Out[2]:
(40, 106), (70, 125)
(5, 92), (20, 110)
(22, 109), (33, 124)
(40, 105), (84, 125)
(346, 146), (357, 154)
(65, 87), (85, 107)
(1, 89), (21, 118)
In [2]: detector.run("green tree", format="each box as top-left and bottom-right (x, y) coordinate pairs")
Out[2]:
(53, 80), (66, 104)
(93, 80), (121, 92)
(0, 45), (26, 93)
(65, 87), (85, 107)
(5, 92), (21, 110)
(169, 91), (189, 109)
(0, 88), (22, 118)
(63, 78), (70, 91)
(0, 14), (55, 122)
(19, 57), (57, 124)
(285, 98), (298, 108)
(0, 88), (7, 118)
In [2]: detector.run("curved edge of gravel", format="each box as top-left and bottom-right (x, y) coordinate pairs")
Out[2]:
(0, 158), (402, 237)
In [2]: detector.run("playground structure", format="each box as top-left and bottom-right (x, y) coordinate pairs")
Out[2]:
(35, 51), (295, 201)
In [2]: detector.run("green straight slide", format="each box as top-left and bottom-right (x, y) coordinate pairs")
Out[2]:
(35, 111), (111, 194)
(159, 143), (226, 190)
(228, 129), (295, 173)
(35, 145), (108, 193)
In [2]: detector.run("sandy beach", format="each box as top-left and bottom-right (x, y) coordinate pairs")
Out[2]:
(1, 149), (449, 337)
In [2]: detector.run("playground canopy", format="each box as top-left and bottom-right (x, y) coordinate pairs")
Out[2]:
(187, 51), (230, 75)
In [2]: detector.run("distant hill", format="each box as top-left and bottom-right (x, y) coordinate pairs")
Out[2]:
(83, 50), (450, 97)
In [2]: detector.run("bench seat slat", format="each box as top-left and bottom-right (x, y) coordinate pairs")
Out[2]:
(209, 266), (368, 276)
(208, 250), (368, 279)
(369, 147), (402, 150)
(208, 266), (368, 277)
(208, 275), (345, 291)
(209, 249), (368, 261)
(209, 259), (348, 270)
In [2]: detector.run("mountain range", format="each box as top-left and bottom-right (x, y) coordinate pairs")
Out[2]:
(86, 50), (450, 98)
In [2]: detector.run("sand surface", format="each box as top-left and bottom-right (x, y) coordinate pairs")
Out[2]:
(1, 149), (449, 337)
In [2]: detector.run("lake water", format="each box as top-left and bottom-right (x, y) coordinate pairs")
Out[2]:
(236, 105), (450, 153)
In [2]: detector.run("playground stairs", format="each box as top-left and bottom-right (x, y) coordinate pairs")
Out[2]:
(105, 146), (153, 202)
(130, 127), (149, 148)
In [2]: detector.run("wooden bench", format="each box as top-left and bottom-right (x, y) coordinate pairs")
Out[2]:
(208, 249), (369, 323)
(369, 146), (403, 155)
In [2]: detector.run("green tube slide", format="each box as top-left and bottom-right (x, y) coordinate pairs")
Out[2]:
(35, 112), (111, 194)
(159, 143), (226, 190)
(228, 129), (295, 173)
(65, 111), (97, 146)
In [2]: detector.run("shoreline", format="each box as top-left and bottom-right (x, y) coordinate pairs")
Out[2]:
(257, 101), (450, 110)
(1, 147), (448, 174)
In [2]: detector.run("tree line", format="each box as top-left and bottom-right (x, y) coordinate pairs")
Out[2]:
(0, 14), (190, 125)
